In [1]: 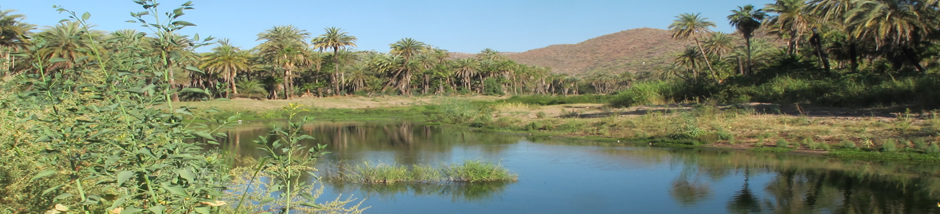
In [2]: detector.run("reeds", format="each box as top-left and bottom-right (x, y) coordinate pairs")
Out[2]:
(328, 160), (518, 184)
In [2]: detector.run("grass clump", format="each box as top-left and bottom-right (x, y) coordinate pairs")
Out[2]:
(330, 160), (517, 184)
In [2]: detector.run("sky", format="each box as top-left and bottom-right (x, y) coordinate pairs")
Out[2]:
(5, 0), (775, 53)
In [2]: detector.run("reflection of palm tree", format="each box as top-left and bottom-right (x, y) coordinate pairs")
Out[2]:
(727, 169), (761, 214)
(669, 176), (713, 207)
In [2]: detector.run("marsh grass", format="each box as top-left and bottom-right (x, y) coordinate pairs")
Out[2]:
(329, 160), (517, 184)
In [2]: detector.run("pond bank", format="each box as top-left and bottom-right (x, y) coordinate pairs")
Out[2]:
(183, 96), (940, 162)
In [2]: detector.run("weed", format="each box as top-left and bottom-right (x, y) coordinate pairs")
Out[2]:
(882, 139), (898, 153)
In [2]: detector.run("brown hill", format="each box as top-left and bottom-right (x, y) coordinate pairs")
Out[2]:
(505, 28), (694, 75)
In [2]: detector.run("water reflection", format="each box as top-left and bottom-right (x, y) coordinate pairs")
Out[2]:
(220, 122), (940, 213)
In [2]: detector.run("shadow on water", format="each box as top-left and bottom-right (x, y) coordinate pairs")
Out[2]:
(213, 121), (940, 213)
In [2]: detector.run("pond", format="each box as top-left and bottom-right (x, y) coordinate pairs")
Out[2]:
(221, 121), (940, 214)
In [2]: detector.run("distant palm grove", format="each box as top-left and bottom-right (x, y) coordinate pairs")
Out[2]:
(1, 0), (939, 105)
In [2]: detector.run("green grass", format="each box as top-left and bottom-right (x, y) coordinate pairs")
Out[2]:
(329, 160), (518, 184)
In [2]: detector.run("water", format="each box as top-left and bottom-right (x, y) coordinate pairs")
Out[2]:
(220, 121), (940, 214)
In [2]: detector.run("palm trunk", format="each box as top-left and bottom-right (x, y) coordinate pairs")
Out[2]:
(333, 49), (341, 96)
(693, 38), (719, 83)
(745, 36), (753, 76)
(810, 30), (830, 72)
(903, 47), (925, 73)
(849, 42), (858, 73)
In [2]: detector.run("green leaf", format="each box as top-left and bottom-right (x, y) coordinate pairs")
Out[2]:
(185, 65), (204, 73)
(121, 207), (144, 214)
(194, 206), (210, 214)
(49, 57), (68, 63)
(117, 171), (134, 186)
(147, 205), (165, 214)
(193, 131), (216, 141)
(176, 168), (195, 182)
(31, 170), (58, 181)
(42, 184), (65, 195)
(161, 183), (187, 196)
(81, 12), (91, 20)
(181, 87), (208, 95)
(172, 20), (196, 27)
(260, 197), (275, 204)
(299, 192), (317, 201)
(300, 202), (324, 208)
(53, 192), (72, 201)
(193, 33), (199, 41)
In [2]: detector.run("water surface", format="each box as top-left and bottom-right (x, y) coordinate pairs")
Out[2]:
(222, 121), (940, 214)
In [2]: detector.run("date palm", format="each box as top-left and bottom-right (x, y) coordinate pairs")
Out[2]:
(764, 0), (814, 55)
(0, 7), (34, 72)
(454, 58), (478, 91)
(675, 46), (703, 79)
(846, 0), (929, 72)
(728, 4), (766, 75)
(35, 21), (97, 71)
(810, 0), (863, 72)
(384, 38), (426, 95)
(669, 13), (718, 82)
(703, 32), (736, 61)
(201, 39), (251, 97)
(256, 25), (310, 99)
(312, 27), (357, 96)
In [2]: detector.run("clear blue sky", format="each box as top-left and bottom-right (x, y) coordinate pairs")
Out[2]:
(5, 0), (773, 53)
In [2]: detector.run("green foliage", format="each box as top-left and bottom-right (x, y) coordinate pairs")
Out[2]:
(422, 98), (493, 125)
(881, 139), (898, 153)
(776, 139), (789, 148)
(329, 160), (517, 184)
(535, 111), (547, 119)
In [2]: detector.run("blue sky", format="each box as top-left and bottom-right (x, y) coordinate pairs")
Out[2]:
(5, 0), (773, 53)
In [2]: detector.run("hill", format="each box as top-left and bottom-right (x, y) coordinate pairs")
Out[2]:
(504, 28), (693, 75)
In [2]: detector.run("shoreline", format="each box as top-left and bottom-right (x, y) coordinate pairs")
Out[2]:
(182, 96), (940, 163)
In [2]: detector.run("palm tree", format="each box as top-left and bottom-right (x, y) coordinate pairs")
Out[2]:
(675, 46), (703, 79)
(454, 58), (478, 91)
(201, 39), (251, 97)
(764, 0), (814, 55)
(728, 4), (766, 75)
(256, 25), (310, 99)
(846, 0), (929, 72)
(669, 13), (719, 83)
(0, 7), (34, 73)
(809, 0), (861, 72)
(312, 27), (357, 96)
(35, 21), (96, 72)
(703, 32), (736, 61)
(384, 38), (426, 95)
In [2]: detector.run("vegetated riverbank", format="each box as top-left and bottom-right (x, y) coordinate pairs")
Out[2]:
(193, 95), (940, 162)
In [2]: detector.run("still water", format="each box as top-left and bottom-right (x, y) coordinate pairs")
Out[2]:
(222, 121), (940, 214)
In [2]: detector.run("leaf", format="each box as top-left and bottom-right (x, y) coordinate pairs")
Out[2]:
(31, 170), (58, 181)
(49, 57), (68, 63)
(299, 193), (317, 201)
(192, 131), (215, 141)
(185, 65), (204, 73)
(160, 183), (187, 196)
(53, 193), (72, 201)
(171, 20), (196, 27)
(43, 184), (65, 195)
(121, 207), (144, 214)
(193, 33), (199, 42)
(82, 12), (91, 20)
(117, 171), (134, 186)
(174, 108), (194, 116)
(176, 168), (195, 182)
(259, 197), (275, 204)
(193, 206), (210, 214)
(181, 87), (208, 95)
(146, 205), (165, 214)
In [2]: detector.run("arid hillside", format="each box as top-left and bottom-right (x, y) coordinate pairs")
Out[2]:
(505, 28), (694, 75)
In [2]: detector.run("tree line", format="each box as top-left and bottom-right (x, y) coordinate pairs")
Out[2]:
(660, 0), (940, 83)
(0, 5), (632, 101)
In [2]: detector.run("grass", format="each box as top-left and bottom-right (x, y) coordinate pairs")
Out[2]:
(328, 160), (518, 184)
